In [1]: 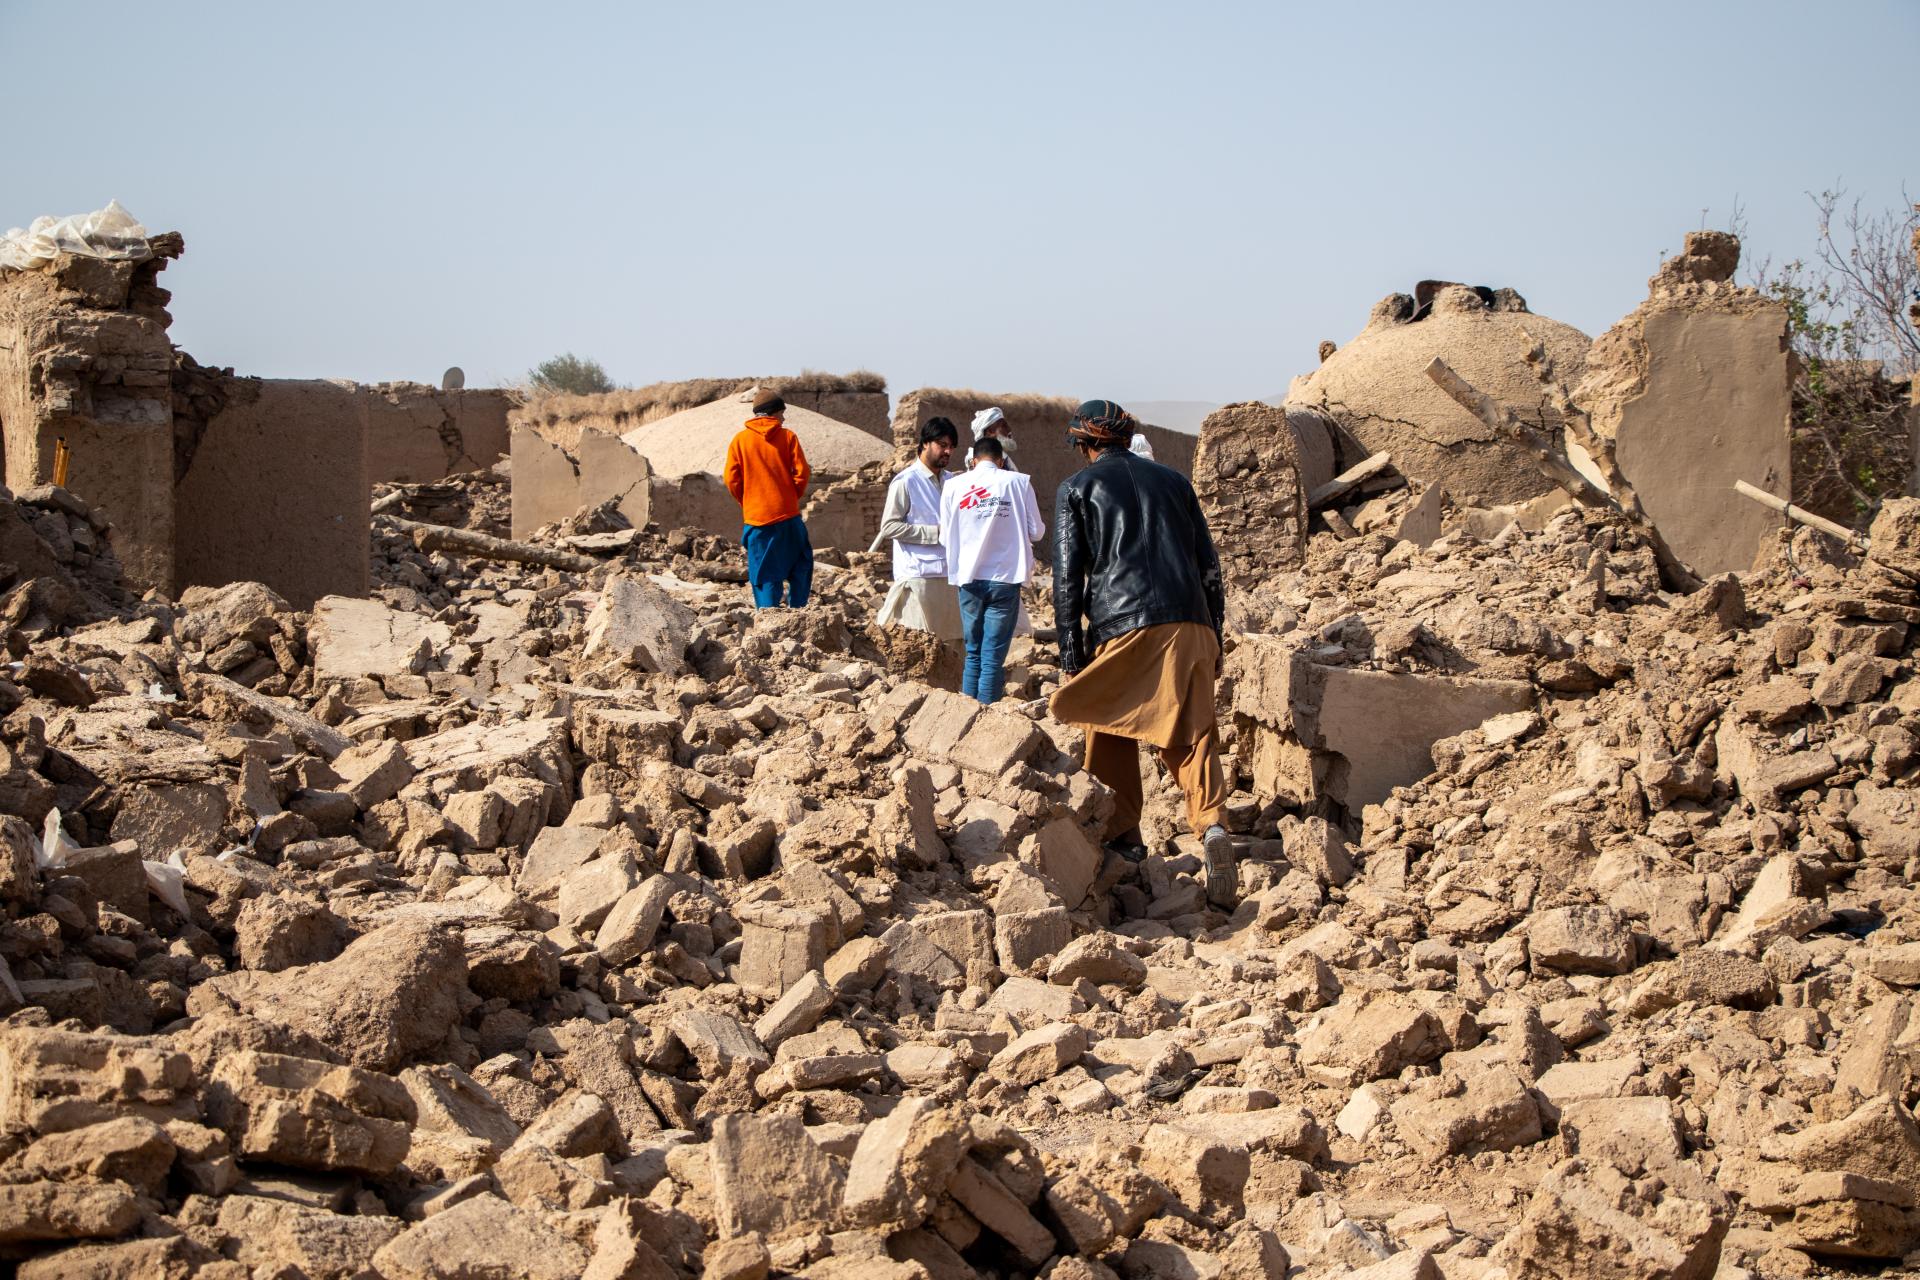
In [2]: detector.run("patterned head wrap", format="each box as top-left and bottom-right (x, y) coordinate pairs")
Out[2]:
(1068, 398), (1135, 444)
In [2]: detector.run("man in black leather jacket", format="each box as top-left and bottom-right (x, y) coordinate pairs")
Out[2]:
(1047, 399), (1238, 909)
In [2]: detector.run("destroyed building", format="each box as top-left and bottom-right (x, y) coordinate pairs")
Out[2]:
(0, 213), (1918, 1280)
(1287, 283), (1594, 507)
(1575, 231), (1795, 578)
(511, 391), (892, 547)
(1, 226), (514, 608)
(510, 373), (892, 450)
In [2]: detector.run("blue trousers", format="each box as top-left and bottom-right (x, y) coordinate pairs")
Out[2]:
(958, 580), (1021, 704)
(742, 517), (812, 608)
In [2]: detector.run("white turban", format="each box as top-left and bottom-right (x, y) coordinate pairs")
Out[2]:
(970, 406), (1006, 440)
(1129, 433), (1156, 460)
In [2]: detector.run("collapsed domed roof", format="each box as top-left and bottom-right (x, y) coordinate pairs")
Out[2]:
(621, 393), (888, 479)
(1287, 285), (1592, 506)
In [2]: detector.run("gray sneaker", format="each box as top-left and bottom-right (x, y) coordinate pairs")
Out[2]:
(1202, 824), (1238, 909)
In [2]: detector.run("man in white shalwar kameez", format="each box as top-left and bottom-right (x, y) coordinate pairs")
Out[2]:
(870, 416), (963, 642)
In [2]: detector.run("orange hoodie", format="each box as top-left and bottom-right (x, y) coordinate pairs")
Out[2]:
(723, 417), (811, 527)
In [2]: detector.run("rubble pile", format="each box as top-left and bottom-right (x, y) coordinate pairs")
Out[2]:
(2, 484), (136, 636)
(1, 447), (1919, 1278)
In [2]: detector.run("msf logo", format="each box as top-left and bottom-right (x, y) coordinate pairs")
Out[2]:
(956, 484), (993, 511)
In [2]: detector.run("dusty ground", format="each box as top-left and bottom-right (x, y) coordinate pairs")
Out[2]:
(0, 471), (1917, 1280)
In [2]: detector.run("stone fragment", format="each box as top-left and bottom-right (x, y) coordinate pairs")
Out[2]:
(710, 1112), (846, 1238)
(0, 1182), (143, 1246)
(402, 1063), (521, 1179)
(946, 1157), (1055, 1268)
(371, 1193), (587, 1279)
(1045, 1165), (1166, 1256)
(823, 937), (890, 994)
(202, 1050), (414, 1175)
(735, 903), (834, 999)
(1393, 1068), (1541, 1159)
(214, 1193), (401, 1278)
(516, 1088), (622, 1159)
(988, 1023), (1088, 1086)
(949, 710), (1046, 776)
(1776, 1094), (1920, 1190)
(754, 969), (835, 1047)
(187, 920), (467, 1072)
(903, 690), (982, 762)
(1298, 994), (1446, 1085)
(556, 855), (638, 932)
(1529, 904), (1636, 976)
(842, 1098), (972, 1230)
(332, 737), (414, 809)
(1047, 932), (1147, 989)
(582, 573), (696, 675)
(1491, 1157), (1727, 1280)
(1139, 1123), (1250, 1215)
(701, 1233), (772, 1280)
(583, 1196), (677, 1280)
(996, 907), (1071, 973)
(597, 877), (675, 965)
(18, 1117), (176, 1195)
(310, 595), (450, 683)
(1029, 817), (1102, 908)
(0, 1027), (195, 1132)
(576, 705), (685, 774)
(671, 1010), (770, 1076)
(234, 893), (349, 972)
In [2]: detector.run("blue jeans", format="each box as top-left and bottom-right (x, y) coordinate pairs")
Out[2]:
(958, 581), (1020, 704)
(742, 517), (812, 608)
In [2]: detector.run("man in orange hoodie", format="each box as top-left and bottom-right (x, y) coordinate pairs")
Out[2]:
(723, 390), (813, 607)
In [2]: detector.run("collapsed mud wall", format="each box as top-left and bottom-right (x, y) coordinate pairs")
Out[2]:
(364, 382), (513, 484)
(0, 241), (182, 592)
(174, 378), (371, 608)
(1575, 232), (1791, 578)
(1287, 285), (1592, 506)
(1192, 401), (1309, 589)
(803, 460), (891, 553)
(509, 425), (652, 539)
(514, 373), (891, 450)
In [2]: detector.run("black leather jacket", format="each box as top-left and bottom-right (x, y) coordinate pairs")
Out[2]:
(1052, 448), (1225, 674)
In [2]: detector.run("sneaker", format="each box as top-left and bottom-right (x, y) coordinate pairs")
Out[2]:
(1103, 837), (1149, 864)
(1202, 824), (1238, 909)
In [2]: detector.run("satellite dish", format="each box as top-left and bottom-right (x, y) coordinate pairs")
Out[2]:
(441, 366), (465, 391)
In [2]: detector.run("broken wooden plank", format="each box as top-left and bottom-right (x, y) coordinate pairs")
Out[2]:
(379, 515), (599, 573)
(1308, 452), (1395, 508)
(1733, 480), (1867, 549)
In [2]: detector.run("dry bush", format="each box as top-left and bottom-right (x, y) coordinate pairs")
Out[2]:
(898, 387), (1080, 418)
(1740, 189), (1919, 526)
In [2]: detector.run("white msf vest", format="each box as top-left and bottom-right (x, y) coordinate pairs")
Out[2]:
(893, 466), (948, 581)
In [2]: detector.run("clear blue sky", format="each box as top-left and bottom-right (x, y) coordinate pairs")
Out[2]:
(4, 1), (1913, 402)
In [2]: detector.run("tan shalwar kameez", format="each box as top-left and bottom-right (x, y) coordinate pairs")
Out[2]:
(1047, 620), (1227, 839)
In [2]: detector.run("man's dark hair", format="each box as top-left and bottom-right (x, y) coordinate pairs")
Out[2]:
(972, 434), (1005, 462)
(921, 416), (959, 448)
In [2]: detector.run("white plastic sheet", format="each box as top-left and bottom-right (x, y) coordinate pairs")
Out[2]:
(0, 199), (151, 272)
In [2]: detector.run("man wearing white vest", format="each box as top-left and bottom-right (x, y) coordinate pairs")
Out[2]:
(871, 416), (963, 644)
(940, 434), (1045, 704)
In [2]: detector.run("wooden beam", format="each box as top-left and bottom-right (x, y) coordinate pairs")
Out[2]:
(1308, 452), (1395, 508)
(378, 515), (600, 573)
(1733, 480), (1867, 549)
